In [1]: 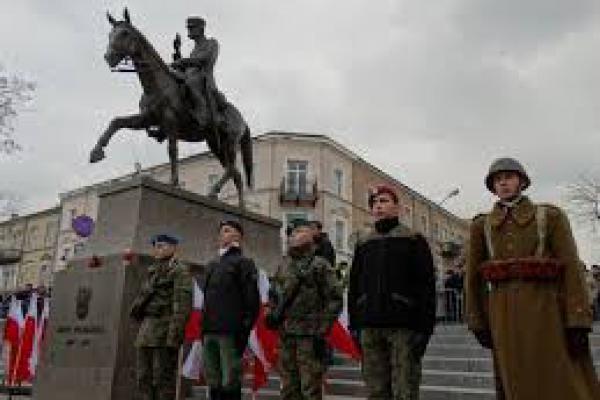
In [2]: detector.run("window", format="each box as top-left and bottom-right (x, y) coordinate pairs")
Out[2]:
(286, 160), (308, 194)
(45, 222), (57, 247)
(420, 216), (428, 235)
(334, 219), (346, 250)
(433, 223), (439, 240)
(74, 242), (85, 255)
(27, 226), (39, 249)
(333, 169), (343, 197)
(61, 247), (71, 261)
(208, 174), (219, 187)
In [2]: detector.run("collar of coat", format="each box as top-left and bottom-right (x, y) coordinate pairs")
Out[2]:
(489, 196), (536, 227)
(149, 257), (178, 273)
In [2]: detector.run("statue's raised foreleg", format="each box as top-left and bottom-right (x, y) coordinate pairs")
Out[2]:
(168, 135), (179, 187)
(90, 113), (150, 163)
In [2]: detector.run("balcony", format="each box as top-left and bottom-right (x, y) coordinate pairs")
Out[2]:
(279, 178), (319, 207)
(0, 248), (21, 265)
(439, 241), (462, 258)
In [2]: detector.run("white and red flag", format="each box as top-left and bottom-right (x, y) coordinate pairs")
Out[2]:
(248, 270), (279, 391)
(3, 295), (24, 384)
(29, 296), (50, 378)
(326, 292), (361, 361)
(182, 280), (204, 380)
(14, 293), (38, 383)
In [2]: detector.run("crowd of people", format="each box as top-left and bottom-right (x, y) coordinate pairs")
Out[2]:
(109, 157), (600, 400)
(6, 156), (597, 400)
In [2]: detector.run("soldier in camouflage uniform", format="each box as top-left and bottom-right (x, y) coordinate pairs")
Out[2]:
(348, 185), (436, 400)
(130, 233), (192, 400)
(266, 219), (343, 400)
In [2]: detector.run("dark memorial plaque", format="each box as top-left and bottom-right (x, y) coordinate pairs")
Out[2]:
(34, 176), (281, 400)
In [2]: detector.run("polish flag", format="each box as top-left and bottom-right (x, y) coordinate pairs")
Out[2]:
(14, 293), (38, 383)
(182, 280), (204, 380)
(29, 297), (50, 377)
(248, 270), (279, 391)
(3, 296), (24, 384)
(326, 292), (361, 361)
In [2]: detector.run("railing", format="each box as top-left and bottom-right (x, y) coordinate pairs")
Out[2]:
(279, 178), (319, 207)
(436, 288), (463, 324)
(0, 249), (21, 266)
(439, 241), (462, 258)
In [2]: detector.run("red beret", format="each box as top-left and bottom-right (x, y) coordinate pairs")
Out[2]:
(368, 184), (399, 208)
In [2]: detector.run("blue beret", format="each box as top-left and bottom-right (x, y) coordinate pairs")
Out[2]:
(150, 233), (180, 246)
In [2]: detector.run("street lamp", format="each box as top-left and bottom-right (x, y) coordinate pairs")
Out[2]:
(439, 188), (460, 206)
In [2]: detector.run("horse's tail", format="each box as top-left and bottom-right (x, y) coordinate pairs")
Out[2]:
(241, 125), (254, 189)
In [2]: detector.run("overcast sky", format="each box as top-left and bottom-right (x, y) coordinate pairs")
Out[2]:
(1, 0), (600, 262)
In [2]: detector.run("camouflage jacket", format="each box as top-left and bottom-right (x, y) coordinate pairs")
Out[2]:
(276, 252), (343, 337)
(132, 257), (192, 348)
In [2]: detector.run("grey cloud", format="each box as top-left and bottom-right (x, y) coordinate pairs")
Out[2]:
(1, 0), (600, 262)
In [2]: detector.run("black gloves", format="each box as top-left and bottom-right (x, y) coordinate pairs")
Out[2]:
(473, 330), (493, 349)
(566, 328), (590, 357)
(409, 332), (430, 359)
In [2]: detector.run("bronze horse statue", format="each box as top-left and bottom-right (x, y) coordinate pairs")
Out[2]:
(90, 9), (253, 207)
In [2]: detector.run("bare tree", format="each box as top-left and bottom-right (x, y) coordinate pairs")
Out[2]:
(0, 191), (23, 219)
(565, 175), (600, 230)
(0, 65), (35, 154)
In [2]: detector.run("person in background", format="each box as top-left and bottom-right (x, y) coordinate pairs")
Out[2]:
(309, 220), (336, 267)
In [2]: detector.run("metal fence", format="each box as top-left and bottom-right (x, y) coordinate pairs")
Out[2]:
(437, 288), (463, 324)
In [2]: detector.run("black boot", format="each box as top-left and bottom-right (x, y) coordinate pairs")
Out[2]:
(209, 387), (222, 400)
(221, 386), (242, 400)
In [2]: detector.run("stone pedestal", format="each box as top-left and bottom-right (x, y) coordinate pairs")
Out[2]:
(34, 177), (281, 400)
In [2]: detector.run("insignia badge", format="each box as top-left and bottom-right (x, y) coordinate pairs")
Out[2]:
(76, 286), (92, 320)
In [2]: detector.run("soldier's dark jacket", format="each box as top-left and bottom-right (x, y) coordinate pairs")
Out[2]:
(132, 258), (192, 348)
(277, 253), (343, 336)
(202, 246), (260, 335)
(348, 222), (436, 335)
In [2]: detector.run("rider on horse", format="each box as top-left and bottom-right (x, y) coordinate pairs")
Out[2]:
(171, 17), (229, 132)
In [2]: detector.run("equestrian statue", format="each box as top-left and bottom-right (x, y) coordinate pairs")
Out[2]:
(90, 8), (253, 207)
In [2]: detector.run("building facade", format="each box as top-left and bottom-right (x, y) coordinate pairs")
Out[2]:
(0, 132), (468, 289)
(0, 207), (60, 292)
(53, 132), (468, 276)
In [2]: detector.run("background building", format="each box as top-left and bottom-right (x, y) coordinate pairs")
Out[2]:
(0, 132), (468, 289)
(0, 207), (59, 293)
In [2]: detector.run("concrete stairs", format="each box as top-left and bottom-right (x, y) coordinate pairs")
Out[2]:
(187, 323), (600, 400)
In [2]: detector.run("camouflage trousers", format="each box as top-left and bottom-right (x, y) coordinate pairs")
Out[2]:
(279, 335), (326, 400)
(202, 334), (243, 393)
(136, 346), (179, 400)
(361, 328), (423, 400)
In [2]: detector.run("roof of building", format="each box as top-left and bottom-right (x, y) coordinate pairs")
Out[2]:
(0, 206), (60, 227)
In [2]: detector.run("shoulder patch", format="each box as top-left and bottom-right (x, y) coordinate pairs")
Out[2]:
(537, 203), (560, 211)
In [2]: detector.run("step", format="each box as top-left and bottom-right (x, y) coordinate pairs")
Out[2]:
(239, 367), (494, 390)
(430, 334), (600, 349)
(425, 344), (600, 360)
(189, 385), (496, 400)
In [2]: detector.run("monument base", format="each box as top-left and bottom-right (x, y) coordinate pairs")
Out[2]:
(34, 177), (281, 400)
